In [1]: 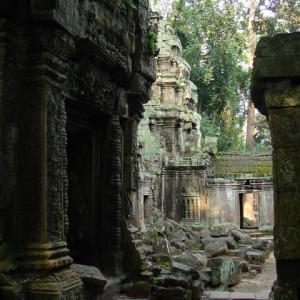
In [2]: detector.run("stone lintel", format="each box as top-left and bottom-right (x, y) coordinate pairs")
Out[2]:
(77, 38), (131, 83)
(255, 32), (300, 57)
(253, 56), (300, 79)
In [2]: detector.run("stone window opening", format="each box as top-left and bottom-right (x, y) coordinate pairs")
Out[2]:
(181, 196), (200, 221)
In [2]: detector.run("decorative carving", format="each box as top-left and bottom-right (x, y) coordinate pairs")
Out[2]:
(274, 148), (300, 192)
(68, 64), (116, 114)
(26, 268), (84, 300)
(47, 88), (65, 242)
(18, 242), (73, 271)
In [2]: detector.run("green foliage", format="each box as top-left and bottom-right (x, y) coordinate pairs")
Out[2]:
(122, 0), (137, 9)
(254, 114), (272, 150)
(254, 0), (300, 36)
(169, 0), (250, 151)
(147, 31), (158, 56)
(200, 115), (217, 138)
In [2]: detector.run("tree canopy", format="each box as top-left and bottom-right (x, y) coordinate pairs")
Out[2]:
(169, 0), (250, 151)
(150, 0), (299, 151)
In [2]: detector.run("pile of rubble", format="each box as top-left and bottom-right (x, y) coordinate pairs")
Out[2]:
(119, 219), (273, 300)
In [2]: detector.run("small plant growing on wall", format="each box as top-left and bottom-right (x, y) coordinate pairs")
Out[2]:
(122, 0), (137, 9)
(147, 31), (158, 56)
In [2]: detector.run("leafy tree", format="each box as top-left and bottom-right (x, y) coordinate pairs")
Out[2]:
(169, 0), (250, 151)
(254, 0), (300, 36)
(252, 0), (299, 150)
(253, 114), (272, 149)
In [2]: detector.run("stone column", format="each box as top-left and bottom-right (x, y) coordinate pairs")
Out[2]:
(101, 115), (124, 275)
(251, 33), (300, 299)
(267, 87), (300, 298)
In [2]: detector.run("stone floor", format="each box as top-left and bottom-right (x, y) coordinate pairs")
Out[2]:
(201, 242), (275, 300)
(201, 290), (270, 300)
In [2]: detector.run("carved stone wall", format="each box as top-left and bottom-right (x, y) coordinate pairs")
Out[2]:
(0, 0), (155, 298)
(251, 32), (300, 299)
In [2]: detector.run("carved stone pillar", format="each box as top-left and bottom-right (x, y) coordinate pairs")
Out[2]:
(18, 32), (83, 298)
(0, 15), (84, 296)
(251, 32), (300, 299)
(101, 115), (123, 275)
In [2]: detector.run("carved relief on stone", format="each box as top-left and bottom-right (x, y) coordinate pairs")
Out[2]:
(268, 107), (300, 150)
(26, 269), (83, 300)
(68, 64), (116, 115)
(47, 88), (66, 242)
(273, 148), (300, 192)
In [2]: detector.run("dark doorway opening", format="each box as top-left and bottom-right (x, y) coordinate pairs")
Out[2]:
(144, 195), (150, 223)
(239, 192), (258, 229)
(66, 107), (105, 266)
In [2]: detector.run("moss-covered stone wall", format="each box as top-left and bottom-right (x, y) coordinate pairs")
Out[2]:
(213, 152), (272, 179)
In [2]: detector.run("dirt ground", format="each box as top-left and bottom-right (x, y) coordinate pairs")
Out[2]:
(232, 252), (276, 294)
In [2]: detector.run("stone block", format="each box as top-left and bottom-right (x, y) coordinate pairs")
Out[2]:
(70, 264), (107, 288)
(245, 250), (265, 265)
(231, 230), (253, 246)
(172, 261), (199, 277)
(127, 281), (152, 298)
(164, 276), (190, 289)
(174, 251), (207, 272)
(207, 257), (241, 286)
(204, 238), (228, 258)
(153, 237), (172, 255)
(151, 252), (172, 267)
(191, 280), (204, 300)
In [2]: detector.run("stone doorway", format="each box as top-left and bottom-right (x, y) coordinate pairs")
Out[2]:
(66, 107), (105, 266)
(144, 195), (151, 223)
(239, 192), (259, 229)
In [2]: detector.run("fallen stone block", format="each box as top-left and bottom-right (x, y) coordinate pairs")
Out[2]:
(245, 250), (265, 265)
(174, 251), (207, 272)
(126, 281), (152, 298)
(204, 238), (228, 258)
(172, 261), (199, 278)
(207, 257), (241, 286)
(231, 230), (253, 245)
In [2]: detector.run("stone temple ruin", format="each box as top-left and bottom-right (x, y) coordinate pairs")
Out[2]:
(137, 15), (274, 231)
(0, 1), (299, 299)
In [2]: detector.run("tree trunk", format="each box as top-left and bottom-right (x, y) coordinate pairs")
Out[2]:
(246, 0), (256, 151)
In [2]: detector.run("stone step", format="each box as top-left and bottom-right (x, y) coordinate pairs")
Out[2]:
(201, 290), (270, 300)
